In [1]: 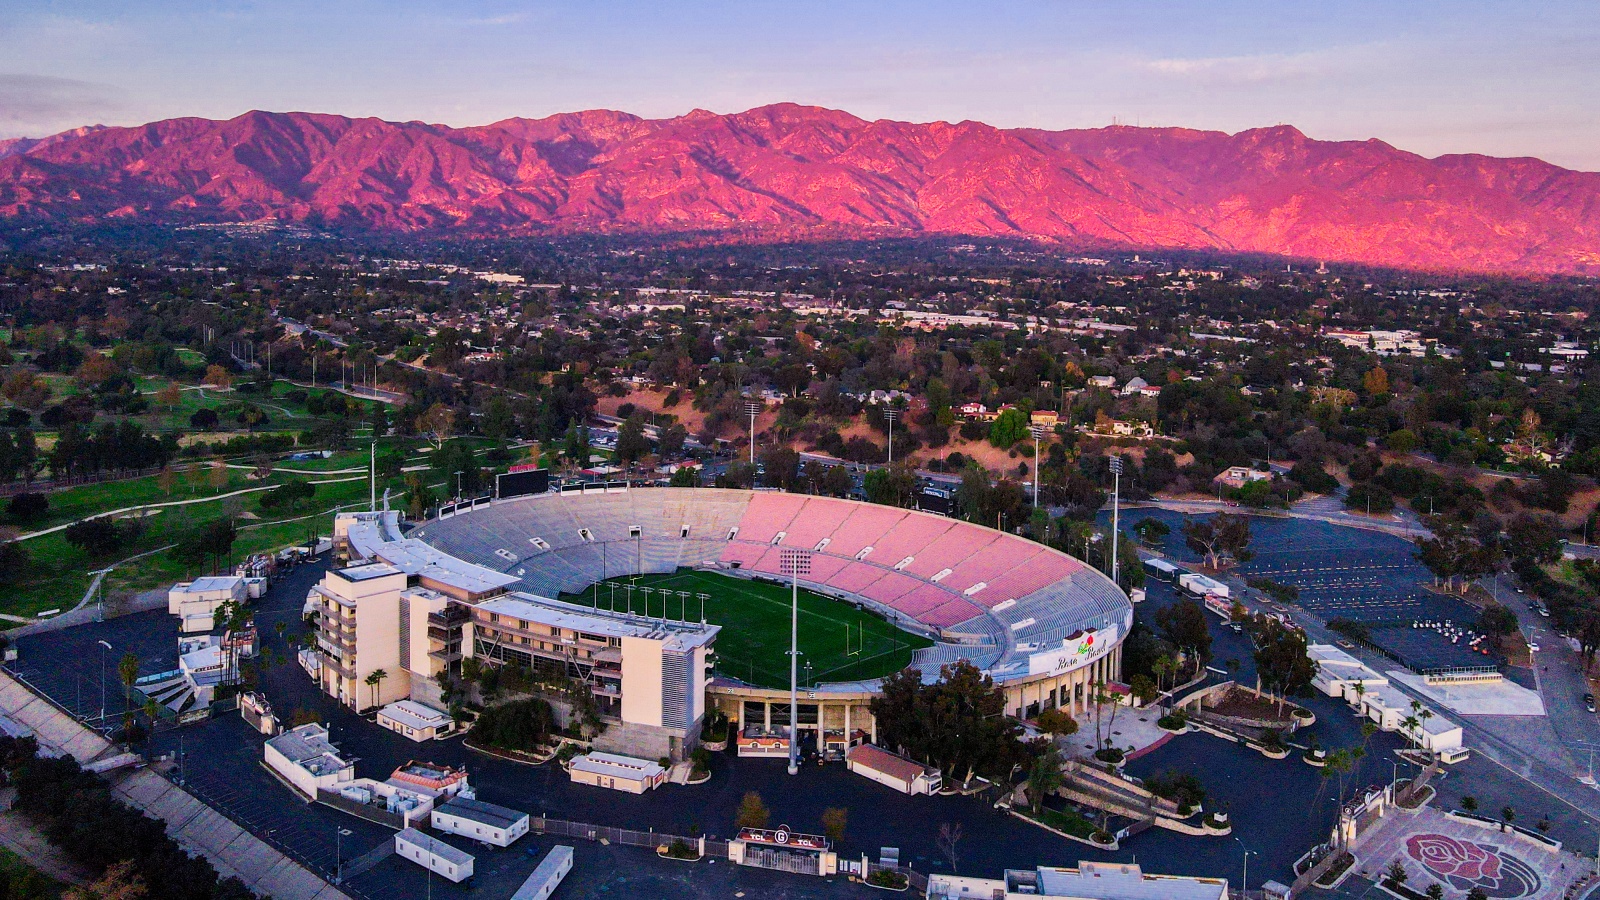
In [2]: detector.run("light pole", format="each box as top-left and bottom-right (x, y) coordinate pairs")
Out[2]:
(1233, 837), (1256, 898)
(780, 548), (811, 776)
(335, 826), (352, 883)
(745, 399), (762, 469)
(96, 640), (112, 724)
(453, 470), (463, 502)
(1109, 456), (1123, 588)
(1030, 424), (1049, 508)
(883, 407), (900, 465)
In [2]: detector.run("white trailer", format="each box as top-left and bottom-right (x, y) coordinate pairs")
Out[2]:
(1178, 573), (1229, 599)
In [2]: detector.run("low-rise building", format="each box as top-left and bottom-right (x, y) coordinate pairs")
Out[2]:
(512, 846), (574, 900)
(431, 796), (530, 847)
(264, 724), (353, 799)
(168, 575), (246, 633)
(395, 828), (473, 883)
(729, 827), (837, 877)
(568, 751), (667, 794)
(845, 744), (942, 795)
(928, 861), (1228, 900)
(1212, 466), (1271, 490)
(376, 700), (455, 742)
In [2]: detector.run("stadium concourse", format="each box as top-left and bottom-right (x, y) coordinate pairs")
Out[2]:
(406, 487), (1132, 729)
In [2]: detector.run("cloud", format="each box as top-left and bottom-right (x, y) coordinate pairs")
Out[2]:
(0, 73), (125, 137)
(1141, 47), (1376, 84)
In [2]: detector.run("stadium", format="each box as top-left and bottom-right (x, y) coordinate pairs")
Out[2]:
(402, 487), (1132, 747)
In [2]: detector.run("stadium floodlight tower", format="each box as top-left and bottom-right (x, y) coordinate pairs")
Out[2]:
(1029, 423), (1050, 507)
(1108, 455), (1122, 587)
(779, 548), (811, 775)
(883, 406), (900, 465)
(744, 398), (763, 466)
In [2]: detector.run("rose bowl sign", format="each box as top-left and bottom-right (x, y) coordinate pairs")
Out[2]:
(1027, 624), (1119, 678)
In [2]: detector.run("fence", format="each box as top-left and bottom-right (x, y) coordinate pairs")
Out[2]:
(532, 816), (705, 855)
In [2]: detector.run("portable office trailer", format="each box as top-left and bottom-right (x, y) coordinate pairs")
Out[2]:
(395, 828), (474, 883)
(1143, 558), (1181, 582)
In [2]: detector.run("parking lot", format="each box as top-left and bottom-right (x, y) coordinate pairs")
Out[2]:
(1122, 509), (1489, 670)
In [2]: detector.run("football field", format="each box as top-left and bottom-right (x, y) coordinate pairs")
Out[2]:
(559, 569), (933, 689)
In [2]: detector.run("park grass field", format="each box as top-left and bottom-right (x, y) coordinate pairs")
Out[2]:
(560, 570), (932, 689)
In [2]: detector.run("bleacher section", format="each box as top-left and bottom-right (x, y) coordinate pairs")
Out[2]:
(410, 487), (1131, 689)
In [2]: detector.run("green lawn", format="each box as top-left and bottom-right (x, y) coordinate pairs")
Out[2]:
(0, 847), (63, 899)
(560, 570), (932, 688)
(3, 474), (402, 619)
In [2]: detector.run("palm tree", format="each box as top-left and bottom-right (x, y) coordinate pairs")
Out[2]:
(117, 652), (140, 708)
(1027, 748), (1065, 814)
(364, 669), (388, 709)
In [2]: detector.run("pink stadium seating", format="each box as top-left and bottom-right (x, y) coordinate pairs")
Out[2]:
(826, 561), (891, 595)
(864, 514), (954, 566)
(942, 538), (1048, 595)
(895, 583), (958, 618)
(779, 497), (855, 549)
(860, 570), (922, 606)
(978, 554), (1082, 605)
(823, 505), (907, 557)
(736, 492), (810, 544)
(718, 542), (768, 568)
(902, 528), (998, 578)
(921, 598), (988, 629)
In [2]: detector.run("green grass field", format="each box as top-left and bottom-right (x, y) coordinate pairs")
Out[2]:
(560, 570), (932, 688)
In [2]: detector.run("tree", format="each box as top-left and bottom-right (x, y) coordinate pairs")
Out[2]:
(118, 652), (140, 707)
(189, 408), (220, 430)
(1182, 513), (1252, 569)
(5, 492), (47, 523)
(735, 791), (770, 829)
(1133, 517), (1170, 544)
(1247, 614), (1317, 712)
(364, 668), (388, 708)
(863, 466), (917, 508)
(1461, 795), (1478, 813)
(869, 660), (1023, 781)
(64, 518), (122, 559)
(820, 807), (848, 842)
(203, 364), (233, 390)
(669, 466), (699, 487)
(1, 369), (51, 410)
(1034, 707), (1078, 738)
(1026, 747), (1064, 814)
(1363, 366), (1389, 396)
(616, 416), (651, 465)
(1129, 673), (1158, 705)
(659, 423), (688, 459)
(417, 403), (455, 450)
(1154, 598), (1214, 666)
(936, 822), (964, 874)
(988, 407), (1029, 448)
(156, 382), (183, 412)
(1505, 513), (1561, 565)
(65, 859), (148, 900)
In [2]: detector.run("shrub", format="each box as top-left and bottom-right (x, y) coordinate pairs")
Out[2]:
(470, 698), (556, 752)
(867, 869), (908, 889)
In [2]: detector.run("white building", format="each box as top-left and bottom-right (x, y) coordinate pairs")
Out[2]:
(1308, 646), (1463, 754)
(395, 828), (473, 883)
(568, 751), (667, 794)
(168, 575), (246, 633)
(376, 700), (455, 742)
(431, 796), (530, 847)
(928, 861), (1228, 900)
(512, 846), (573, 900)
(263, 724), (353, 799)
(845, 744), (942, 795)
(1308, 644), (1388, 700)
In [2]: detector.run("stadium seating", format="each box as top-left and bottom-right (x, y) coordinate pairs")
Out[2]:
(410, 486), (1132, 687)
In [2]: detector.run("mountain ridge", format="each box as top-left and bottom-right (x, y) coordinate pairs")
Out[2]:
(2, 103), (1598, 275)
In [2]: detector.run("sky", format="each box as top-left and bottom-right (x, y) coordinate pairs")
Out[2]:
(2, 0), (1598, 169)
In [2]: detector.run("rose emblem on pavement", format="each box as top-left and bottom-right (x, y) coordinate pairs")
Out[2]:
(1405, 833), (1543, 898)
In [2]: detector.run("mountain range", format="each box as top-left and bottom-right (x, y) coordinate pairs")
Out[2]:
(1, 104), (1597, 275)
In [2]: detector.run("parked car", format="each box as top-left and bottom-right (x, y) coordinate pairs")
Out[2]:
(1585, 693), (1596, 714)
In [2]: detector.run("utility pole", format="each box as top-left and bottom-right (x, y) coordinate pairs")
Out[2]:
(1030, 423), (1049, 507)
(1109, 456), (1123, 588)
(883, 407), (900, 465)
(96, 640), (112, 726)
(781, 549), (811, 776)
(369, 442), (376, 511)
